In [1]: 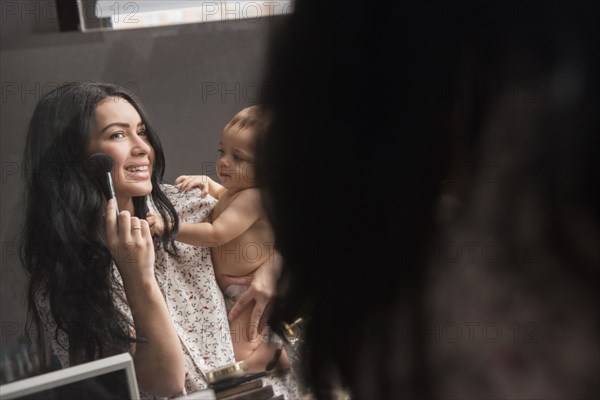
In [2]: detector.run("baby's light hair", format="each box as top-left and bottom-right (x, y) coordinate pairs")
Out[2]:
(224, 105), (270, 137)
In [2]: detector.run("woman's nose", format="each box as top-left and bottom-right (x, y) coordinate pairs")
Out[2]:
(131, 135), (151, 155)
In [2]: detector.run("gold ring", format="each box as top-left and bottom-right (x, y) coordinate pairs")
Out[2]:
(131, 227), (141, 230)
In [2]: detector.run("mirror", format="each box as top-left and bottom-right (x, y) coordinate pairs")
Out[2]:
(74, 0), (293, 32)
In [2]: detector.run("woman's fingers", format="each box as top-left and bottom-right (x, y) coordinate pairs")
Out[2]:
(248, 297), (264, 340)
(105, 199), (118, 245)
(140, 219), (153, 249)
(229, 290), (268, 340)
(223, 267), (274, 339)
(102, 200), (156, 285)
(118, 210), (132, 240)
(256, 300), (272, 338)
(227, 286), (268, 339)
(108, 210), (156, 283)
(130, 216), (142, 238)
(227, 290), (250, 322)
(248, 292), (272, 339)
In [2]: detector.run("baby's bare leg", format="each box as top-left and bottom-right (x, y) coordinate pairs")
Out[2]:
(229, 302), (261, 361)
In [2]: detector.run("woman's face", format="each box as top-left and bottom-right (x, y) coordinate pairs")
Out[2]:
(87, 96), (154, 207)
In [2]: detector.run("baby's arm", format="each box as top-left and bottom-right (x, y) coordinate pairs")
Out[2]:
(148, 175), (225, 237)
(177, 189), (263, 247)
(174, 175), (225, 199)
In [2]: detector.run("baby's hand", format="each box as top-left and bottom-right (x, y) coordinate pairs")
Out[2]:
(146, 212), (166, 236)
(174, 175), (211, 198)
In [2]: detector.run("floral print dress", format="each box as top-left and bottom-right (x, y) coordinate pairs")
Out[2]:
(36, 184), (299, 399)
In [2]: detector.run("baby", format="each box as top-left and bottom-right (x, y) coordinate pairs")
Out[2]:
(148, 105), (289, 373)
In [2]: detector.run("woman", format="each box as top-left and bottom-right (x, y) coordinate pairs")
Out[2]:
(21, 82), (298, 398)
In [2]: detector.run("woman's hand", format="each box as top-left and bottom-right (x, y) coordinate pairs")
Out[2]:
(224, 252), (282, 339)
(175, 175), (224, 199)
(105, 199), (155, 284)
(104, 198), (185, 396)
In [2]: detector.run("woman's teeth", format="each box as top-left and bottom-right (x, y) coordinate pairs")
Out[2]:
(126, 166), (148, 172)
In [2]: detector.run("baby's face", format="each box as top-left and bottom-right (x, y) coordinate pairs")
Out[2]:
(216, 126), (257, 191)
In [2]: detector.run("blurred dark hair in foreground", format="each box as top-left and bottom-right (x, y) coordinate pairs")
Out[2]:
(259, 1), (599, 398)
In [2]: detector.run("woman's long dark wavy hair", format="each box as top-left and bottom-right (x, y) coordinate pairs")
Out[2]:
(20, 82), (179, 366)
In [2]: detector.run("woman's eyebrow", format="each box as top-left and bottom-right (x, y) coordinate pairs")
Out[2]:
(100, 121), (144, 133)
